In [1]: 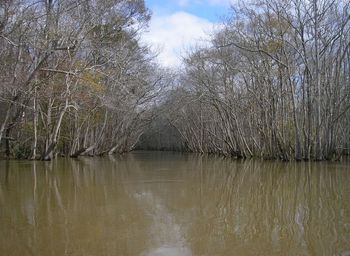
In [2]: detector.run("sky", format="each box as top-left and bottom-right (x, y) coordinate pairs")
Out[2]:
(142, 0), (235, 68)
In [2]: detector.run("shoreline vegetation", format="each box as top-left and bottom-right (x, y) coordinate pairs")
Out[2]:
(1, 0), (350, 161)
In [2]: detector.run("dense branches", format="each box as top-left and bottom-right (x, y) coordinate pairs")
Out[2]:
(0, 0), (162, 160)
(168, 0), (350, 160)
(2, 0), (349, 161)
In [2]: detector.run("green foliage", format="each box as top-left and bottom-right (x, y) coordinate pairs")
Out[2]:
(13, 144), (31, 159)
(80, 71), (105, 94)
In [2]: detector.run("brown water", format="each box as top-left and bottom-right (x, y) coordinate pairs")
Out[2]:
(0, 152), (350, 256)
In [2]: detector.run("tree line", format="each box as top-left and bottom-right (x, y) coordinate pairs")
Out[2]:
(1, 0), (350, 161)
(0, 0), (168, 160)
(166, 0), (350, 160)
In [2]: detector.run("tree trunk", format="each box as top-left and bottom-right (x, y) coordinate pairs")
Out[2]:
(31, 87), (38, 159)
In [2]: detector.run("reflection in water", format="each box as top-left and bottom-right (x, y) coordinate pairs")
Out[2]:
(135, 191), (191, 256)
(0, 152), (349, 256)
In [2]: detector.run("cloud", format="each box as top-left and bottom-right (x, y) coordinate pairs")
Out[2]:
(176, 0), (235, 7)
(142, 11), (216, 68)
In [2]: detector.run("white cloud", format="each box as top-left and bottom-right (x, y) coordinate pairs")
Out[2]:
(176, 0), (236, 7)
(142, 12), (216, 68)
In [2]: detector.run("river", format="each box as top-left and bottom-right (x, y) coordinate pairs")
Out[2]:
(0, 151), (349, 255)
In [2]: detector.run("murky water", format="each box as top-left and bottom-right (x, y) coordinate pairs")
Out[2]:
(0, 152), (350, 256)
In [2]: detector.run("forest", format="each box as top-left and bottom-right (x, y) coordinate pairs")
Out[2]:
(1, 0), (350, 161)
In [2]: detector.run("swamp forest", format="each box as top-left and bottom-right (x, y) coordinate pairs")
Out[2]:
(0, 0), (350, 161)
(0, 0), (350, 256)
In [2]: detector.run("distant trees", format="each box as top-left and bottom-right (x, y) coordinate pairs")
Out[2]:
(0, 0), (163, 160)
(168, 0), (350, 160)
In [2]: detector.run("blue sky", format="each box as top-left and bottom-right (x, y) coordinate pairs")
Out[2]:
(145, 0), (232, 22)
(142, 0), (235, 67)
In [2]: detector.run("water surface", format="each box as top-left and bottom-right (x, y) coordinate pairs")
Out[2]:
(0, 152), (350, 255)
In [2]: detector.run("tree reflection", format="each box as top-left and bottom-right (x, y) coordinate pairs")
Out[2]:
(0, 155), (349, 256)
(184, 159), (350, 256)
